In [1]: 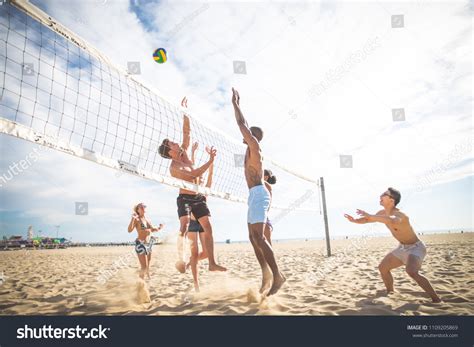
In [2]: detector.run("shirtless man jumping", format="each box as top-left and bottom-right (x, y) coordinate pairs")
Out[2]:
(344, 187), (441, 303)
(158, 97), (226, 273)
(231, 88), (285, 296)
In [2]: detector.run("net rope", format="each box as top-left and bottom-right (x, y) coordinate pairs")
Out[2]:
(0, 0), (319, 212)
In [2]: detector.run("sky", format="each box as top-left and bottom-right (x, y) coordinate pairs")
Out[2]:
(0, 0), (472, 243)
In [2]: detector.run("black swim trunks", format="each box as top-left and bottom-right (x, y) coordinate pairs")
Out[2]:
(188, 219), (204, 232)
(177, 194), (210, 220)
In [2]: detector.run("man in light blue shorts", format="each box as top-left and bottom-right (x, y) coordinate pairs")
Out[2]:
(231, 88), (286, 296)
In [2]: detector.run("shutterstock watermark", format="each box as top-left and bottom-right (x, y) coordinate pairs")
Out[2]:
(17, 325), (110, 339)
(308, 36), (381, 98)
(96, 249), (135, 284)
(306, 234), (369, 285)
(0, 146), (45, 187)
(166, 3), (210, 38)
(415, 137), (473, 193)
(272, 189), (315, 225)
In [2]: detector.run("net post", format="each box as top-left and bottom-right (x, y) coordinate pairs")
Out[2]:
(319, 177), (331, 257)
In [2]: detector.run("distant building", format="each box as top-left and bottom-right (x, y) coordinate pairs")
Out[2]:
(27, 226), (33, 240)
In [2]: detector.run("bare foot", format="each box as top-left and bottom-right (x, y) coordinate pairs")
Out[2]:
(267, 273), (286, 296)
(209, 264), (227, 272)
(260, 270), (273, 294)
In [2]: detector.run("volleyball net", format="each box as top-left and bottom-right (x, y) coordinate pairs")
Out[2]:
(0, 0), (321, 213)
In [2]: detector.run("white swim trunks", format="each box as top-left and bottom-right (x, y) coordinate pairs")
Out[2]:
(247, 184), (271, 225)
(390, 240), (426, 264)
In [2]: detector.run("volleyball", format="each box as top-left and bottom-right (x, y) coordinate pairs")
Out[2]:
(153, 48), (167, 64)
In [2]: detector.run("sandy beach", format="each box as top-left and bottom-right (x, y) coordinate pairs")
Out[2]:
(0, 233), (472, 316)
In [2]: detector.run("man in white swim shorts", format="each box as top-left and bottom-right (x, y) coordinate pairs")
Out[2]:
(344, 187), (441, 303)
(231, 88), (286, 296)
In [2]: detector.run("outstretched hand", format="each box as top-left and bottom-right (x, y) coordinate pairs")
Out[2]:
(344, 214), (356, 223)
(205, 145), (214, 155)
(207, 146), (217, 160)
(232, 88), (240, 106)
(181, 96), (188, 108)
(356, 209), (369, 217)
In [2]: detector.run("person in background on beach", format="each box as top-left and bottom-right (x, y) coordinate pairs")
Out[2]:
(128, 203), (164, 280)
(231, 88), (285, 296)
(344, 187), (441, 303)
(263, 169), (276, 245)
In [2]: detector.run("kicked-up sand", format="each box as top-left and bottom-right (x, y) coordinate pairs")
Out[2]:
(0, 233), (472, 315)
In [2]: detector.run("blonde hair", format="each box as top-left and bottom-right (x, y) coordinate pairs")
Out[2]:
(133, 203), (145, 214)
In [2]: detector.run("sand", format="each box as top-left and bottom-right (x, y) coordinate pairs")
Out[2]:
(0, 233), (472, 315)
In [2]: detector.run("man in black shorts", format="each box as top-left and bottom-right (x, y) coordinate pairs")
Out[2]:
(158, 97), (226, 273)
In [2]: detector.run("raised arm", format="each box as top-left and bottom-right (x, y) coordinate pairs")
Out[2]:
(181, 97), (191, 151)
(191, 142), (199, 165)
(231, 88), (259, 150)
(205, 147), (214, 188)
(190, 147), (216, 178)
(205, 163), (214, 188)
(128, 214), (138, 233)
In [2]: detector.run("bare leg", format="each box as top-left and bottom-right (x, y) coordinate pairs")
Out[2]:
(248, 224), (272, 293)
(146, 253), (152, 280)
(137, 253), (148, 280)
(378, 253), (404, 293)
(264, 224), (272, 246)
(198, 232), (208, 261)
(406, 255), (441, 303)
(176, 216), (190, 273)
(198, 216), (226, 271)
(188, 232), (200, 292)
(250, 223), (285, 296)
